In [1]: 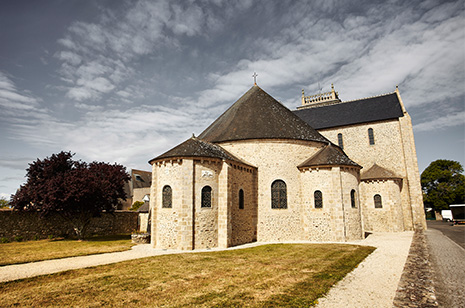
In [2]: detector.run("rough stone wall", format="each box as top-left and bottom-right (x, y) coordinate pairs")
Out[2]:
(300, 167), (340, 241)
(228, 165), (258, 246)
(318, 118), (423, 231)
(299, 167), (362, 241)
(0, 210), (138, 241)
(193, 161), (221, 249)
(360, 180), (404, 232)
(341, 168), (364, 240)
(220, 139), (322, 242)
(152, 161), (186, 249)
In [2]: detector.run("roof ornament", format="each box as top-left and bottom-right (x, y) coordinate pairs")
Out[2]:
(252, 72), (258, 85)
(192, 133), (196, 139)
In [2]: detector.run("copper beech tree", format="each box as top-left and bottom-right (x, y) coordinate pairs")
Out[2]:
(11, 151), (130, 240)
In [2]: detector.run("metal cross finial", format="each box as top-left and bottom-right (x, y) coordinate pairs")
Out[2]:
(252, 72), (258, 85)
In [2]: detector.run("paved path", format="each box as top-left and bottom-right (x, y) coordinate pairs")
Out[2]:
(426, 224), (465, 308)
(427, 220), (465, 249)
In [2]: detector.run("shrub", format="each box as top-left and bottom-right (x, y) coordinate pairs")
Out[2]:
(1, 237), (10, 243)
(130, 201), (144, 211)
(14, 236), (24, 242)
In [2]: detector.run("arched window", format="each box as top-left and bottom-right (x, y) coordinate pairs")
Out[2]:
(162, 185), (172, 208)
(374, 194), (382, 208)
(351, 189), (356, 208)
(239, 189), (244, 209)
(201, 186), (212, 208)
(368, 128), (375, 145)
(337, 133), (344, 149)
(314, 190), (323, 208)
(271, 180), (287, 209)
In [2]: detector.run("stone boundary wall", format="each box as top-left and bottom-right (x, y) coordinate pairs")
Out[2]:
(393, 229), (438, 307)
(0, 210), (138, 241)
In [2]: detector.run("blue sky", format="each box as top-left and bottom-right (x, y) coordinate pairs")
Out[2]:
(1, 0), (464, 198)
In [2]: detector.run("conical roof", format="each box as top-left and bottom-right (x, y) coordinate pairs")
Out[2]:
(361, 164), (401, 180)
(298, 144), (361, 169)
(149, 136), (251, 166)
(198, 85), (329, 143)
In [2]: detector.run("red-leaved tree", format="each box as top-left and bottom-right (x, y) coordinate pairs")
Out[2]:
(11, 151), (130, 240)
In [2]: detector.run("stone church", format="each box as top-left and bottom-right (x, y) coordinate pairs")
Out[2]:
(148, 83), (426, 250)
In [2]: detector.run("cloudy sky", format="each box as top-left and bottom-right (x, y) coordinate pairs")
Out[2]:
(1, 0), (464, 198)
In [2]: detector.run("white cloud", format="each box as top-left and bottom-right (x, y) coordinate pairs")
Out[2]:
(414, 111), (465, 132)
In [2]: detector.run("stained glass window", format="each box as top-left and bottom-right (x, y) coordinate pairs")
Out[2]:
(201, 186), (212, 208)
(271, 180), (287, 209)
(374, 194), (382, 208)
(162, 185), (172, 208)
(314, 190), (323, 208)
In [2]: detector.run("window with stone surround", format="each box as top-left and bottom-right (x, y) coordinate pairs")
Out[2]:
(368, 128), (375, 145)
(374, 194), (382, 208)
(201, 186), (212, 208)
(162, 185), (172, 208)
(314, 190), (323, 208)
(271, 180), (287, 209)
(351, 189), (356, 208)
(337, 133), (344, 149)
(239, 189), (244, 209)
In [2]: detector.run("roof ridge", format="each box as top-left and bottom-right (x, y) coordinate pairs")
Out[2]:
(340, 91), (396, 104)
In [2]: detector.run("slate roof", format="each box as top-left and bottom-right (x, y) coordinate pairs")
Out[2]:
(361, 164), (402, 180)
(131, 169), (151, 189)
(198, 85), (329, 144)
(137, 202), (150, 213)
(149, 136), (251, 166)
(298, 144), (361, 169)
(293, 92), (404, 130)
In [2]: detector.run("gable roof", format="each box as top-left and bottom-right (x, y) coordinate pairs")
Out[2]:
(293, 92), (404, 130)
(298, 143), (361, 169)
(361, 164), (402, 180)
(149, 136), (252, 166)
(131, 169), (151, 189)
(198, 85), (329, 144)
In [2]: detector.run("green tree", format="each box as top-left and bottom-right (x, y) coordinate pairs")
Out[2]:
(421, 159), (465, 211)
(0, 197), (10, 208)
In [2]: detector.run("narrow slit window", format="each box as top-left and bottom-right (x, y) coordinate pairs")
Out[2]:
(314, 190), (323, 208)
(374, 194), (382, 208)
(350, 189), (356, 208)
(271, 180), (287, 209)
(368, 128), (375, 145)
(201, 186), (212, 208)
(239, 189), (244, 209)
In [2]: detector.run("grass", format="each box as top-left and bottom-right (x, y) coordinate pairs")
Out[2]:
(0, 235), (134, 266)
(0, 243), (375, 307)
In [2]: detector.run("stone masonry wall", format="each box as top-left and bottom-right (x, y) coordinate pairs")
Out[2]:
(318, 118), (422, 231)
(220, 139), (323, 242)
(0, 210), (138, 241)
(360, 180), (404, 232)
(228, 165), (258, 246)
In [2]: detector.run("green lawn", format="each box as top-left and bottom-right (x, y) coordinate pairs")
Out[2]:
(0, 243), (375, 307)
(0, 235), (134, 266)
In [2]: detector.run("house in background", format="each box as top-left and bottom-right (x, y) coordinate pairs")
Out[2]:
(120, 169), (151, 210)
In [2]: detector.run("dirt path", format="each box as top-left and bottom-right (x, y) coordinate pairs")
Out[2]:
(315, 232), (414, 308)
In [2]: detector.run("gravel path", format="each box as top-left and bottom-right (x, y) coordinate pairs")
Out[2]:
(426, 227), (465, 308)
(315, 231), (413, 308)
(0, 232), (414, 307)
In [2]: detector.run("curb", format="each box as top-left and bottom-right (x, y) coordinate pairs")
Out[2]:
(393, 229), (438, 307)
